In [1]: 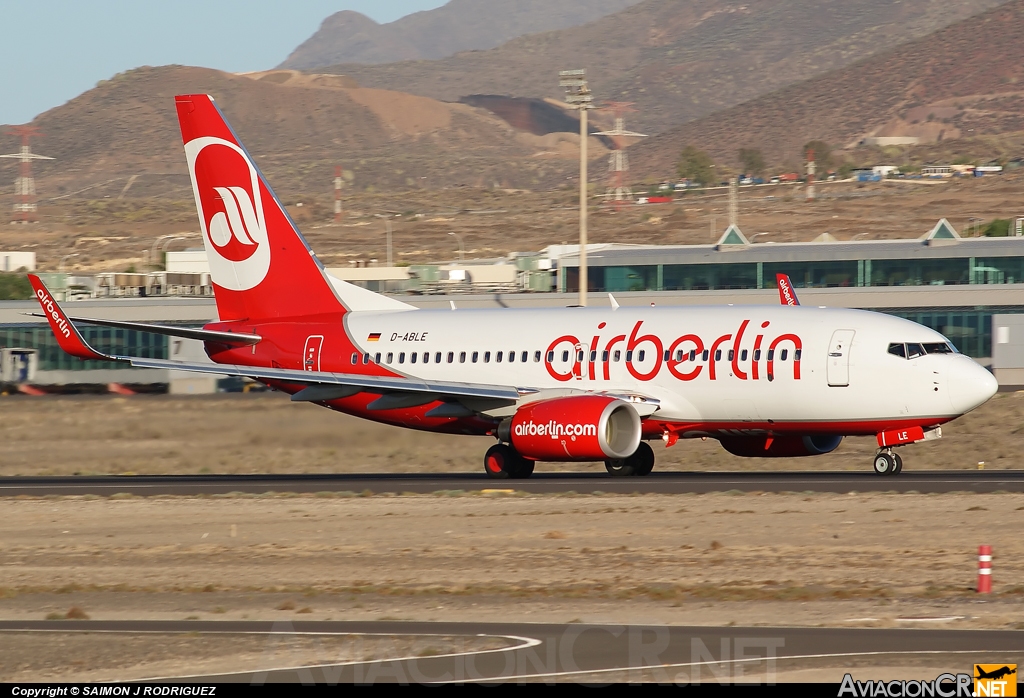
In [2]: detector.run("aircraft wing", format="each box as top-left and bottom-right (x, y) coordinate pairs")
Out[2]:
(27, 273), (522, 403)
(24, 312), (261, 346)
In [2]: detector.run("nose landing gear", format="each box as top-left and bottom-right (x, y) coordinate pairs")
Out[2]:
(872, 449), (903, 476)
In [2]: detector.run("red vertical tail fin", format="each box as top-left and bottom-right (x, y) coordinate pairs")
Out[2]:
(175, 94), (342, 321)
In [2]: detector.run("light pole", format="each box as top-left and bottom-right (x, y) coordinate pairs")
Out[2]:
(560, 69), (594, 306)
(386, 219), (393, 267)
(448, 231), (465, 261)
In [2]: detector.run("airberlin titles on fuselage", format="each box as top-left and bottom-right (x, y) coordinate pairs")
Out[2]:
(544, 319), (801, 383)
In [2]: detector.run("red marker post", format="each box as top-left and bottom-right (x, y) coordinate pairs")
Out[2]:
(978, 545), (992, 593)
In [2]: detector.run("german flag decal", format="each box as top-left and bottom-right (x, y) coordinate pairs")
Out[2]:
(367, 333), (381, 342)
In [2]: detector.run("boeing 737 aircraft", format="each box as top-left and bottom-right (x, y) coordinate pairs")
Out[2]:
(29, 94), (998, 478)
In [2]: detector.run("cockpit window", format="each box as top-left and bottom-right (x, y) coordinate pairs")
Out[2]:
(890, 341), (956, 359)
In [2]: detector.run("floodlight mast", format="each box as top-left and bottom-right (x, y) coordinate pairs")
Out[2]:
(560, 69), (594, 307)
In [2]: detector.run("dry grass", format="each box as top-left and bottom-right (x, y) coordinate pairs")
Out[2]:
(0, 389), (1021, 477)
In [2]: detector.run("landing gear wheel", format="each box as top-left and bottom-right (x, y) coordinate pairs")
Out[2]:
(483, 444), (533, 479)
(632, 442), (655, 476)
(873, 452), (896, 476)
(893, 453), (903, 475)
(605, 442), (655, 477)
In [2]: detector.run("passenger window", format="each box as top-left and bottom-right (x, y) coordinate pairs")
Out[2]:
(350, 353), (358, 365)
(637, 350), (645, 362)
(754, 349), (761, 361)
(547, 351), (554, 362)
(590, 350), (597, 362)
(561, 350), (569, 362)
(410, 352), (417, 364)
(435, 352), (442, 363)
(472, 351), (479, 363)
(508, 351), (514, 363)
(447, 352), (454, 363)
(888, 343), (906, 358)
(602, 350), (609, 362)
(399, 352), (406, 364)
(702, 350), (709, 361)
(626, 351), (633, 362)
(689, 350), (696, 361)
(664, 350), (671, 362)
(781, 349), (788, 361)
(484, 351), (491, 363)
(577, 350), (584, 362)
(386, 352), (394, 364)
(741, 349), (748, 361)
(714, 350), (722, 361)
(614, 350), (622, 362)
(907, 343), (925, 359)
(728, 350), (734, 361)
(794, 349), (801, 361)
(767, 350), (774, 361)
(459, 351), (466, 363)
(675, 350), (684, 361)
(524, 351), (531, 363)
(496, 351), (502, 363)
(374, 352), (381, 364)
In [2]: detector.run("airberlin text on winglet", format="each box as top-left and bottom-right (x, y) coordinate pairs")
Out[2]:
(34, 288), (71, 338)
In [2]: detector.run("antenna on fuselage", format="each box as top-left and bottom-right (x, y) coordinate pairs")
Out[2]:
(608, 293), (619, 310)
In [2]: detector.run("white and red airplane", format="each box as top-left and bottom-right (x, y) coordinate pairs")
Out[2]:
(29, 94), (998, 478)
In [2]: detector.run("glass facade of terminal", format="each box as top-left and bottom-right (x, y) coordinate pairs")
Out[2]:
(563, 256), (1024, 293)
(0, 324), (169, 372)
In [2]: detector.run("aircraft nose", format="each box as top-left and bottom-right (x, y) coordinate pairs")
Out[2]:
(947, 358), (998, 414)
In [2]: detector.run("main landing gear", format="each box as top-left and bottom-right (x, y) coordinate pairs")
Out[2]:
(605, 441), (655, 477)
(482, 442), (657, 479)
(873, 449), (904, 476)
(483, 443), (535, 479)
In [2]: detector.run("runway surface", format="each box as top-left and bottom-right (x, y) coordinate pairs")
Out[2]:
(2, 470), (1023, 497)
(2, 620), (1021, 683)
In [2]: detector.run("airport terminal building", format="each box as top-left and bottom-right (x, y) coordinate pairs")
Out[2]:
(4, 221), (1024, 390)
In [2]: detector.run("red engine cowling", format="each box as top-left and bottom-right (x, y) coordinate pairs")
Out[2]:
(719, 434), (843, 458)
(506, 395), (641, 461)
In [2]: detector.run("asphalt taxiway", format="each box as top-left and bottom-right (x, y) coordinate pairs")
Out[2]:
(1, 470), (1023, 497)
(2, 620), (1020, 683)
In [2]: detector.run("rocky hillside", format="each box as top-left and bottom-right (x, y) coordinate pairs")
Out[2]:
(628, 0), (1024, 178)
(0, 67), (597, 199)
(319, 0), (1004, 135)
(279, 0), (642, 69)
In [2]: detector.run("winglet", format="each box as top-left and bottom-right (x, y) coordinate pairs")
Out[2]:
(27, 274), (113, 361)
(775, 274), (800, 306)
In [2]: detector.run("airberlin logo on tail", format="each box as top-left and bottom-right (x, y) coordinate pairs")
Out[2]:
(184, 136), (270, 291)
(514, 420), (597, 440)
(35, 289), (71, 338)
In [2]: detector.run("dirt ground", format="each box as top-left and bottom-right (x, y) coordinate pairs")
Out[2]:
(0, 491), (1022, 681)
(4, 174), (1021, 273)
(0, 390), (1020, 477)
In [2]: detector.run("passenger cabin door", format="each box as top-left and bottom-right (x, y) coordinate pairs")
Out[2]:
(827, 330), (855, 387)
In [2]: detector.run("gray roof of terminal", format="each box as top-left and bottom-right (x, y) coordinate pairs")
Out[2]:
(560, 237), (1024, 267)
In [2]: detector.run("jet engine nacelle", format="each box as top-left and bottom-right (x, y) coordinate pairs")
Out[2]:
(719, 434), (843, 458)
(504, 395), (642, 461)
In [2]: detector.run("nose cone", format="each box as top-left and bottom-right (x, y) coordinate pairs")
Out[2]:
(947, 358), (998, 414)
